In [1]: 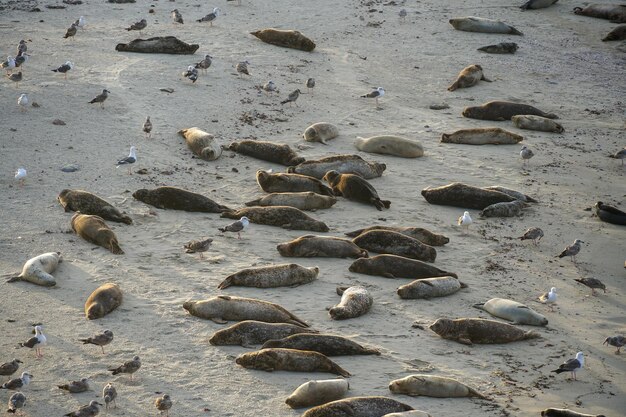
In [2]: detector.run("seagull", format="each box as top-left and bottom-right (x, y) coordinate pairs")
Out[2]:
(399, 8), (407, 21)
(155, 394), (172, 417)
(64, 400), (102, 417)
(538, 287), (557, 311)
(236, 60), (250, 77)
(7, 391), (26, 414)
(17, 94), (28, 112)
(195, 54), (212, 74)
(610, 147), (626, 166)
(103, 383), (117, 410)
(361, 87), (385, 108)
(520, 145), (534, 165)
(14, 53), (29, 71)
(518, 227), (544, 245)
(14, 168), (27, 187)
(52, 61), (74, 79)
(458, 211), (472, 234)
(6, 71), (22, 88)
(126, 19), (147, 31)
(79, 329), (114, 354)
(0, 360), (22, 376)
(182, 65), (198, 83)
(603, 335), (625, 354)
(306, 77), (315, 94)
(171, 9), (184, 24)
(197, 7), (220, 26)
(0, 372), (32, 390)
(74, 16), (85, 30)
(19, 326), (46, 358)
(58, 378), (89, 393)
(281, 89), (301, 106)
(17, 40), (27, 55)
(89, 89), (110, 108)
(116, 146), (137, 175)
(1, 56), (16, 74)
(262, 80), (276, 94)
(551, 352), (583, 380)
(574, 277), (606, 295)
(218, 216), (249, 239)
(143, 116), (152, 138)
(108, 356), (141, 381)
(184, 238), (213, 259)
(64, 23), (78, 40)
(557, 239), (583, 263)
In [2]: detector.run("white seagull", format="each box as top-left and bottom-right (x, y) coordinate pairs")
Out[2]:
(539, 287), (557, 311)
(116, 146), (137, 175)
(2, 56), (16, 74)
(17, 94), (28, 112)
(458, 211), (472, 234)
(74, 16), (86, 30)
(520, 145), (534, 165)
(52, 61), (74, 79)
(197, 7), (220, 26)
(361, 87), (385, 108)
(19, 325), (46, 358)
(551, 352), (584, 380)
(14, 168), (27, 187)
(219, 216), (249, 239)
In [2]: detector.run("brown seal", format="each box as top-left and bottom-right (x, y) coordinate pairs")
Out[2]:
(421, 182), (516, 210)
(329, 286), (373, 320)
(462, 101), (558, 121)
(262, 333), (381, 356)
(449, 17), (523, 35)
(71, 213), (124, 254)
(220, 206), (329, 232)
(245, 192), (337, 211)
(477, 42), (518, 54)
(229, 140), (304, 166)
(285, 379), (350, 409)
(520, 0), (559, 10)
(178, 127), (222, 161)
(603, 24), (626, 41)
(352, 230), (437, 262)
(132, 186), (230, 213)
(448, 64), (491, 91)
(511, 115), (564, 133)
(209, 320), (318, 347)
(429, 318), (540, 345)
(345, 226), (449, 246)
(183, 295), (308, 327)
(389, 374), (488, 399)
(574, 4), (626, 23)
(250, 28), (316, 52)
(58, 189), (132, 224)
(287, 154), (386, 179)
(541, 408), (606, 417)
(349, 255), (458, 279)
(301, 396), (413, 417)
(115, 36), (199, 54)
(441, 128), (523, 145)
(277, 235), (368, 259)
(256, 170), (334, 196)
(397, 277), (467, 299)
(323, 170), (390, 210)
(235, 348), (350, 376)
(218, 264), (319, 289)
(479, 200), (526, 217)
(85, 283), (123, 320)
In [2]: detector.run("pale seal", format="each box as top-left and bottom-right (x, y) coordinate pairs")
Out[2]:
(220, 206), (329, 232)
(229, 140), (304, 166)
(389, 374), (488, 399)
(133, 186), (230, 213)
(479, 200), (526, 217)
(303, 122), (339, 144)
(209, 320), (318, 347)
(71, 213), (124, 254)
(256, 170), (334, 196)
(5, 252), (61, 287)
(512, 115), (564, 133)
(429, 318), (540, 345)
(421, 182), (516, 210)
(350, 255), (458, 279)
(278, 235), (368, 259)
(323, 170), (390, 210)
(473, 298), (548, 326)
(462, 101), (558, 121)
(85, 283), (123, 320)
(449, 16), (523, 35)
(441, 128), (523, 145)
(218, 264), (319, 289)
(329, 286), (373, 320)
(448, 64), (491, 91)
(245, 192), (337, 211)
(251, 28), (316, 52)
(235, 348), (350, 376)
(345, 226), (449, 246)
(354, 135), (424, 158)
(301, 396), (413, 417)
(178, 127), (222, 161)
(262, 333), (380, 356)
(287, 154), (386, 179)
(286, 378), (349, 409)
(58, 189), (132, 224)
(397, 277), (467, 299)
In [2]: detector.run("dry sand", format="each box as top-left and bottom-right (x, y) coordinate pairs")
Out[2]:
(1, 0), (625, 416)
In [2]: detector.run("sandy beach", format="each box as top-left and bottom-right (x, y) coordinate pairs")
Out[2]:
(0, 0), (625, 416)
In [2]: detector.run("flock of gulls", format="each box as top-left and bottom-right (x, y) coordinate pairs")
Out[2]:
(1, 0), (625, 416)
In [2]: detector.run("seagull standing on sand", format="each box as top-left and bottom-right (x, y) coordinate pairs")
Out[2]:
(19, 326), (46, 358)
(183, 65), (199, 83)
(219, 216), (249, 239)
(89, 89), (110, 108)
(0, 360), (22, 376)
(184, 238), (213, 259)
(197, 7), (220, 26)
(195, 54), (212, 74)
(116, 146), (136, 175)
(108, 356), (141, 381)
(52, 61), (74, 79)
(520, 145), (534, 165)
(14, 168), (27, 187)
(538, 287), (557, 311)
(236, 60), (250, 77)
(281, 89), (301, 106)
(610, 147), (626, 166)
(361, 87), (385, 108)
(7, 391), (26, 414)
(551, 352), (584, 380)
(103, 383), (117, 410)
(458, 211), (472, 234)
(64, 23), (78, 40)
(143, 116), (152, 138)
(58, 378), (90, 393)
(79, 329), (114, 354)
(155, 394), (172, 417)
(126, 19), (147, 32)
(14, 53), (29, 71)
(519, 227), (543, 245)
(64, 400), (102, 417)
(17, 94), (28, 111)
(603, 336), (625, 354)
(574, 277), (606, 295)
(306, 77), (315, 94)
(171, 9), (184, 24)
(1, 56), (16, 74)
(557, 239), (583, 263)
(6, 71), (22, 88)
(0, 372), (32, 390)
(262, 80), (276, 93)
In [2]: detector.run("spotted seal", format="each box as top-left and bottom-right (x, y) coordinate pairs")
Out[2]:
(209, 320), (318, 347)
(220, 206), (329, 232)
(218, 264), (319, 289)
(345, 226), (449, 246)
(235, 348), (350, 376)
(5, 252), (62, 287)
(287, 154), (386, 179)
(429, 318), (540, 345)
(349, 255), (458, 279)
(329, 286), (373, 320)
(229, 140), (304, 166)
(351, 230), (436, 262)
(397, 277), (467, 299)
(262, 333), (381, 356)
(58, 189), (132, 224)
(277, 235), (368, 259)
(256, 170), (334, 195)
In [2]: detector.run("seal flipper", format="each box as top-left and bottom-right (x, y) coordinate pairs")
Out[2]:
(217, 276), (233, 289)
(330, 362), (352, 377)
(5, 273), (21, 283)
(210, 317), (228, 324)
(472, 302), (486, 310)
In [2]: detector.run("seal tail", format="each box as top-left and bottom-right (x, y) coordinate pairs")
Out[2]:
(524, 330), (541, 340)
(244, 198), (261, 207)
(472, 302), (485, 310)
(359, 250), (369, 259)
(510, 27), (524, 36)
(364, 347), (382, 355)
(217, 276), (233, 289)
(344, 229), (363, 238)
(459, 281), (468, 288)
(121, 216), (133, 225)
(519, 1), (531, 10)
(468, 387), (490, 400)
(544, 112), (558, 119)
(5, 274), (20, 283)
(109, 243), (124, 255)
(446, 272), (459, 279)
(331, 362), (352, 377)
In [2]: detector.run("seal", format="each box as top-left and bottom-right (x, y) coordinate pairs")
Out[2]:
(397, 277), (467, 299)
(229, 140), (305, 166)
(262, 334), (381, 356)
(71, 213), (124, 254)
(218, 264), (319, 289)
(220, 206), (329, 232)
(477, 42), (518, 54)
(462, 101), (558, 121)
(389, 374), (488, 399)
(250, 28), (316, 52)
(520, 0), (559, 10)
(350, 255), (458, 279)
(421, 182), (516, 210)
(594, 201), (626, 225)
(301, 396), (413, 417)
(303, 122), (339, 144)
(5, 252), (61, 287)
(285, 378), (350, 409)
(354, 135), (424, 158)
(278, 235), (368, 259)
(132, 186), (230, 213)
(256, 170), (334, 196)
(541, 409), (606, 417)
(58, 189), (132, 224)
(235, 348), (350, 376)
(115, 36), (199, 54)
(603, 24), (626, 41)
(573, 4), (626, 23)
(448, 64), (491, 91)
(287, 154), (386, 179)
(482, 186), (538, 203)
(429, 318), (540, 345)
(479, 200), (526, 217)
(178, 127), (222, 161)
(345, 226), (449, 246)
(85, 283), (123, 320)
(183, 295), (309, 327)
(352, 230), (437, 263)
(441, 128), (523, 145)
(511, 115), (564, 133)
(323, 170), (390, 210)
(329, 286), (373, 320)
(473, 298), (548, 326)
(245, 192), (337, 211)
(449, 16), (523, 35)
(209, 320), (318, 347)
